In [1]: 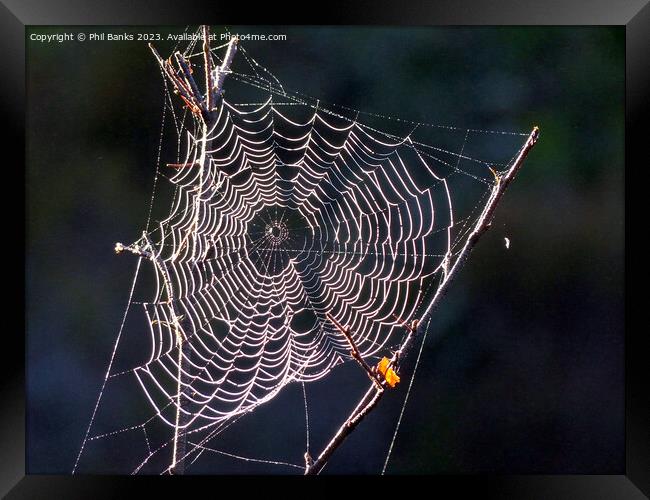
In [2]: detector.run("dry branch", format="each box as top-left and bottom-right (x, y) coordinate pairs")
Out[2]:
(124, 26), (240, 475)
(148, 30), (237, 125)
(305, 126), (539, 475)
(326, 312), (383, 389)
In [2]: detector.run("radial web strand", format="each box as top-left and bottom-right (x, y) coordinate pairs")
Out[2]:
(73, 28), (533, 474)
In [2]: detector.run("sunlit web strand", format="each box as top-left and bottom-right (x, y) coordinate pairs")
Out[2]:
(74, 30), (532, 474)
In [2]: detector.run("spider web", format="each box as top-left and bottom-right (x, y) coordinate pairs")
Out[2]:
(73, 28), (531, 474)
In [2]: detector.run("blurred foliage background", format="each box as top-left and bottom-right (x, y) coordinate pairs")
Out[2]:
(27, 26), (623, 474)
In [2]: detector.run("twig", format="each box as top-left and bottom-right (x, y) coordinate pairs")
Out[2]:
(148, 31), (237, 125)
(149, 30), (238, 261)
(213, 35), (238, 101)
(118, 237), (189, 475)
(418, 126), (539, 328)
(131, 27), (241, 475)
(166, 162), (200, 169)
(304, 126), (539, 475)
(305, 317), (418, 475)
(203, 25), (215, 116)
(326, 313), (383, 389)
(148, 44), (200, 117)
(174, 52), (203, 110)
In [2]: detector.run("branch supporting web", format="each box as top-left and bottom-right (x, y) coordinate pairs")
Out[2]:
(74, 27), (534, 474)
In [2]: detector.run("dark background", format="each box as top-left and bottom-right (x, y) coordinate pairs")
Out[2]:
(26, 26), (624, 474)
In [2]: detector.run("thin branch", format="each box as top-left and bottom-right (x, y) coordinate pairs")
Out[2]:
(114, 241), (151, 259)
(126, 29), (242, 475)
(166, 162), (200, 169)
(326, 313), (383, 390)
(305, 317), (418, 475)
(148, 43), (200, 117)
(418, 126), (539, 328)
(174, 52), (203, 109)
(148, 30), (238, 126)
(214, 35), (238, 101)
(203, 25), (215, 115)
(305, 126), (539, 475)
(118, 234), (189, 475)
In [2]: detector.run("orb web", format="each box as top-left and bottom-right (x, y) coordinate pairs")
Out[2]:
(73, 27), (533, 474)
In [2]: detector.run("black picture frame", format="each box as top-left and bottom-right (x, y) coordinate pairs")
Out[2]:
(7, 0), (646, 497)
